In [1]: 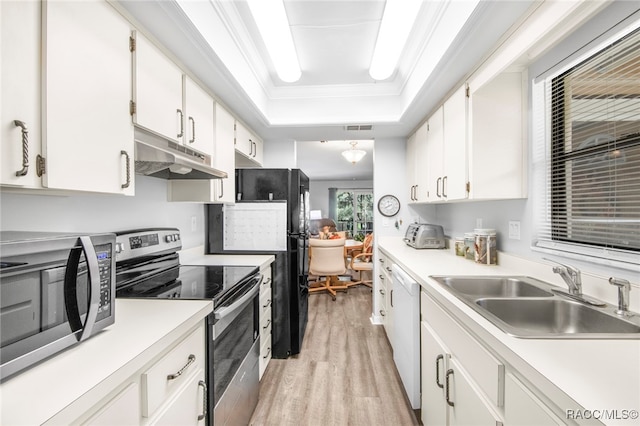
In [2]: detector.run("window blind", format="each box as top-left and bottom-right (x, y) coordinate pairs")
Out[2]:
(534, 26), (640, 267)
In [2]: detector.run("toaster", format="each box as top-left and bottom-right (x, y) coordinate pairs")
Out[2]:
(404, 223), (446, 249)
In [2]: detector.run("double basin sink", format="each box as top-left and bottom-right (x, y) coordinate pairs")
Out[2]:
(430, 276), (640, 338)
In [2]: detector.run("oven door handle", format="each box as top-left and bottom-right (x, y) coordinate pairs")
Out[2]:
(214, 276), (262, 321)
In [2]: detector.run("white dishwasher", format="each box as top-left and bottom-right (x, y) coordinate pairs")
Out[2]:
(391, 264), (421, 409)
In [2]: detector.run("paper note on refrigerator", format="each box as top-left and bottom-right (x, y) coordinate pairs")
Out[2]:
(223, 202), (288, 251)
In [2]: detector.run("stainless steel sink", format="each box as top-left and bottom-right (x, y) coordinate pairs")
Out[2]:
(476, 298), (640, 336)
(429, 275), (640, 339)
(431, 276), (554, 298)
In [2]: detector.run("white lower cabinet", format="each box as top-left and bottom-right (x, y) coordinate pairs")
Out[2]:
(504, 373), (565, 425)
(48, 323), (207, 426)
(377, 250), (395, 342)
(421, 288), (569, 426)
(259, 262), (274, 379)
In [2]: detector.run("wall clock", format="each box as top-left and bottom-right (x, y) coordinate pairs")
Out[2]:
(378, 194), (400, 217)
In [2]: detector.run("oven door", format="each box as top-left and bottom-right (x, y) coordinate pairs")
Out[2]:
(0, 234), (114, 381)
(211, 280), (260, 426)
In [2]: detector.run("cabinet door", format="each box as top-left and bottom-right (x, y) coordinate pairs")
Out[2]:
(425, 107), (444, 201)
(421, 321), (449, 426)
(414, 121), (430, 202)
(252, 137), (264, 165)
(214, 103), (236, 203)
(152, 368), (207, 426)
(384, 276), (394, 345)
(405, 133), (417, 201)
(133, 31), (183, 142)
(505, 373), (565, 425)
(1, 0), (42, 188)
(234, 121), (253, 158)
(448, 358), (502, 426)
(184, 76), (214, 157)
(43, 0), (134, 194)
(443, 85), (468, 201)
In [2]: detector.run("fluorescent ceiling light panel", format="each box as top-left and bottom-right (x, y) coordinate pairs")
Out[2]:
(247, 0), (301, 83)
(369, 0), (423, 81)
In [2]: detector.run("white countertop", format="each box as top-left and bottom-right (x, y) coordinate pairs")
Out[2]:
(378, 236), (640, 425)
(0, 299), (212, 425)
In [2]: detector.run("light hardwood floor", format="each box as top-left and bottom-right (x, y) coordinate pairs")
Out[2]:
(250, 286), (420, 426)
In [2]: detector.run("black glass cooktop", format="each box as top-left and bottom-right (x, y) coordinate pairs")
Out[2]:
(116, 264), (259, 304)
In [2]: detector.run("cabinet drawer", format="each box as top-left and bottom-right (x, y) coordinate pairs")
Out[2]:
(259, 334), (272, 379)
(505, 373), (565, 425)
(85, 382), (140, 426)
(422, 291), (505, 408)
(152, 368), (206, 426)
(141, 325), (205, 418)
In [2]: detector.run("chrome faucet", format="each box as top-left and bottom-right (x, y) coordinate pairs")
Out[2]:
(609, 277), (632, 315)
(547, 259), (582, 296)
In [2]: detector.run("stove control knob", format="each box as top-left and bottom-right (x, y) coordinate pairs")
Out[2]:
(165, 235), (174, 243)
(174, 233), (180, 241)
(115, 242), (124, 254)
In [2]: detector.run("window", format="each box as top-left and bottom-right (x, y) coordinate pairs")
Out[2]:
(334, 189), (373, 239)
(534, 24), (640, 268)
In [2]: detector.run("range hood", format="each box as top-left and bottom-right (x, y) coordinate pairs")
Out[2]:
(134, 128), (227, 180)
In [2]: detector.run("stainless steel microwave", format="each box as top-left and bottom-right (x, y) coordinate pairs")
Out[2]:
(0, 231), (116, 381)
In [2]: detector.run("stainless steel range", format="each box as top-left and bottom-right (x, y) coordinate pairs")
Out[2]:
(114, 228), (261, 426)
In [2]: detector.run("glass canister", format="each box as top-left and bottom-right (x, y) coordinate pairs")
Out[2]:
(454, 237), (465, 256)
(474, 229), (497, 265)
(463, 233), (475, 260)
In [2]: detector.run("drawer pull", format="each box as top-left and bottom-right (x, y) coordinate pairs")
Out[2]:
(167, 354), (195, 380)
(263, 347), (271, 359)
(263, 277), (271, 286)
(445, 369), (455, 407)
(263, 299), (272, 308)
(379, 274), (385, 281)
(13, 120), (29, 177)
(386, 266), (392, 272)
(263, 319), (271, 330)
(197, 380), (207, 421)
(380, 309), (386, 317)
(379, 289), (385, 296)
(435, 354), (444, 388)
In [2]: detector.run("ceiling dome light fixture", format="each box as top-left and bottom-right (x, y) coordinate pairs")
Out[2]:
(369, 0), (422, 81)
(247, 0), (301, 83)
(342, 141), (367, 164)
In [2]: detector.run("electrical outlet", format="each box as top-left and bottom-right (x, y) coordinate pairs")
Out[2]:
(191, 216), (197, 232)
(509, 221), (521, 240)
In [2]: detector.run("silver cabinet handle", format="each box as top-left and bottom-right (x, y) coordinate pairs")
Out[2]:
(263, 319), (271, 330)
(121, 150), (131, 189)
(252, 141), (257, 157)
(167, 354), (195, 380)
(379, 288), (385, 295)
(446, 369), (454, 407)
(218, 179), (224, 199)
(263, 299), (272, 309)
(177, 109), (184, 138)
(197, 380), (207, 422)
(437, 177), (442, 198)
(188, 116), (195, 143)
(436, 354), (444, 388)
(379, 274), (385, 281)
(263, 347), (271, 359)
(13, 120), (29, 176)
(262, 277), (272, 286)
(379, 309), (386, 317)
(442, 176), (448, 198)
(390, 289), (393, 308)
(386, 266), (392, 272)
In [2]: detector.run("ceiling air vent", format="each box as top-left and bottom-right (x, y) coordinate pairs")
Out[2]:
(345, 124), (373, 131)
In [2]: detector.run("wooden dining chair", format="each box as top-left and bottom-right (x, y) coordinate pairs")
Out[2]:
(308, 238), (349, 300)
(348, 233), (374, 288)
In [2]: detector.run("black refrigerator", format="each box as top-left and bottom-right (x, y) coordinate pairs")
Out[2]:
(206, 168), (310, 358)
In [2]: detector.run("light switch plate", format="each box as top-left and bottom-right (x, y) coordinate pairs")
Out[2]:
(509, 221), (521, 240)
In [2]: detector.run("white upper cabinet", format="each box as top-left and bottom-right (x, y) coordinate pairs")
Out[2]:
(132, 31), (184, 144)
(168, 102), (235, 203)
(235, 121), (263, 167)
(1, 0), (42, 189)
(406, 133), (417, 201)
(442, 86), (469, 201)
(184, 76), (215, 158)
(468, 72), (526, 200)
(42, 0), (134, 195)
(425, 107), (444, 202)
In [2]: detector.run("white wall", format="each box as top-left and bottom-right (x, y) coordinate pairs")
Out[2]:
(0, 176), (207, 250)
